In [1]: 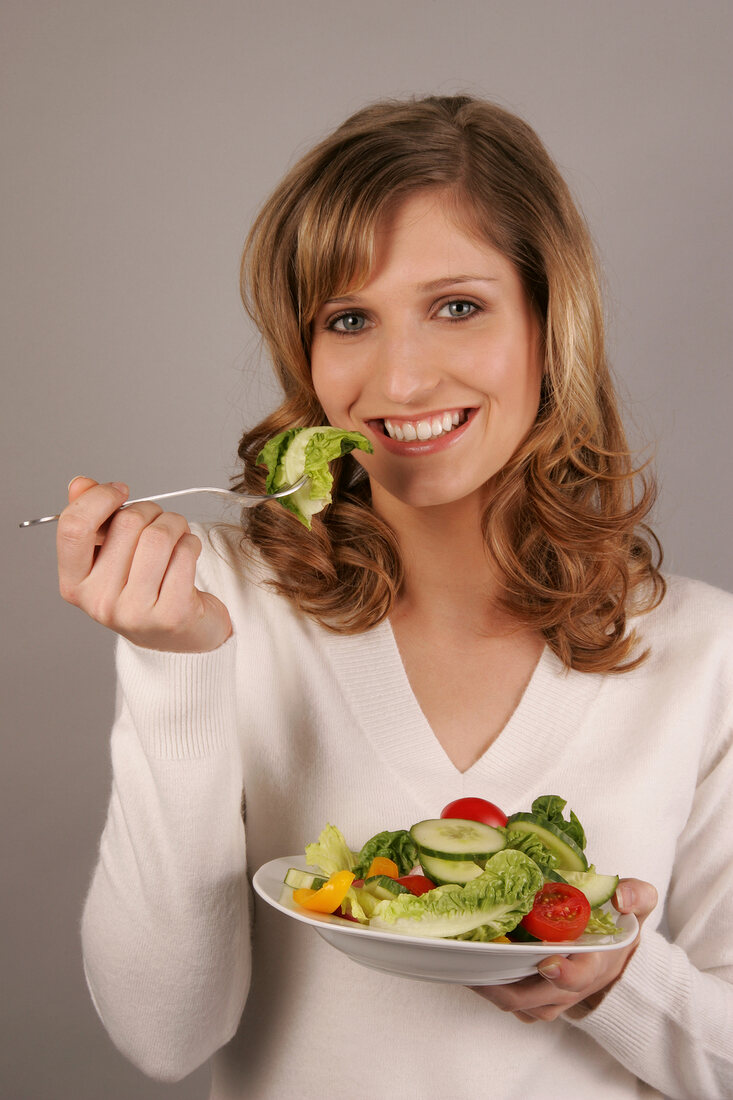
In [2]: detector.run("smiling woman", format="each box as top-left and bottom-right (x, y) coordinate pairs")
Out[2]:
(65, 94), (733, 1100)
(235, 96), (663, 673)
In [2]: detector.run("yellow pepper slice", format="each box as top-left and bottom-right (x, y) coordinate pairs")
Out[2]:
(491, 935), (512, 944)
(365, 856), (399, 879)
(293, 870), (355, 913)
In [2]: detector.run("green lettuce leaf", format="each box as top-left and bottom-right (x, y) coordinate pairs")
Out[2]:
(504, 828), (559, 872)
(453, 925), (508, 942)
(354, 829), (418, 878)
(531, 795), (587, 852)
(257, 426), (372, 529)
(339, 886), (380, 923)
(585, 907), (621, 935)
(304, 824), (357, 876)
(369, 849), (543, 939)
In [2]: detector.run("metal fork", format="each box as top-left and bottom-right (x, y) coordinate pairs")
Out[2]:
(19, 477), (309, 528)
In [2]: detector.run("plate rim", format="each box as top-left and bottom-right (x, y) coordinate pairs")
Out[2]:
(252, 854), (639, 956)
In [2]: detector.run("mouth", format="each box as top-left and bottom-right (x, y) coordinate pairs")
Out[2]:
(371, 408), (472, 442)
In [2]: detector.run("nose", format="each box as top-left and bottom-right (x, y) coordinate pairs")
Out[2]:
(375, 328), (440, 406)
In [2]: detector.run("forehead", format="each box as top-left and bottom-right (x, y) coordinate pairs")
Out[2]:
(359, 189), (517, 290)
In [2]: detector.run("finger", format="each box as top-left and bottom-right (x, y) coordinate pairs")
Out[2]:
(536, 951), (605, 994)
(155, 531), (202, 612)
(613, 878), (658, 924)
(67, 475), (98, 503)
(57, 481), (130, 592)
(121, 512), (191, 607)
(471, 976), (571, 1012)
(86, 502), (165, 610)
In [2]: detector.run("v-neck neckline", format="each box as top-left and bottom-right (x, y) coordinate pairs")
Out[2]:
(319, 618), (604, 809)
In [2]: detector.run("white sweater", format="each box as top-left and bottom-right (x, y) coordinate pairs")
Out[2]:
(81, 524), (733, 1100)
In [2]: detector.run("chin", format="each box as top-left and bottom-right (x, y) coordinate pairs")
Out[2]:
(372, 475), (487, 512)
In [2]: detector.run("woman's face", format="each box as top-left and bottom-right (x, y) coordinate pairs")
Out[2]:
(310, 190), (543, 513)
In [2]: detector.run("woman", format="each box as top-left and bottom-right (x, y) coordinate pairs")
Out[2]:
(58, 97), (732, 1098)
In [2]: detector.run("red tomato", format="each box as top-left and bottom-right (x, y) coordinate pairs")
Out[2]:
(520, 883), (591, 942)
(440, 797), (507, 828)
(398, 875), (436, 896)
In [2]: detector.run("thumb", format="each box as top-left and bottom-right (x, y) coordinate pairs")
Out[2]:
(613, 878), (658, 926)
(67, 475), (99, 503)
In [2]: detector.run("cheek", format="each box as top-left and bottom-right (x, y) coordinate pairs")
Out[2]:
(311, 360), (358, 426)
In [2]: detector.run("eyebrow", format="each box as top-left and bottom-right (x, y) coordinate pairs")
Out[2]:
(322, 274), (499, 307)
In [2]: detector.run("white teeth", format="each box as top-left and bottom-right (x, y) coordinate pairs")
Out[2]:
(383, 410), (467, 441)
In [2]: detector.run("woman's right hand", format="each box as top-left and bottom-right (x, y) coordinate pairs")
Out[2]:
(57, 477), (233, 653)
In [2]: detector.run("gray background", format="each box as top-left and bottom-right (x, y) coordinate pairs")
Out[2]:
(2, 2), (731, 1097)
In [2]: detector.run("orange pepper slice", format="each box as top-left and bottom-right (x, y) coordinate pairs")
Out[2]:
(365, 856), (399, 880)
(293, 870), (355, 913)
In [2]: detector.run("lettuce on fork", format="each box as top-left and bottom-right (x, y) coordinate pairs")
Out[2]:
(257, 426), (372, 529)
(369, 850), (543, 940)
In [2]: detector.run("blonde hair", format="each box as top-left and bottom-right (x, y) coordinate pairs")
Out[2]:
(232, 94), (664, 671)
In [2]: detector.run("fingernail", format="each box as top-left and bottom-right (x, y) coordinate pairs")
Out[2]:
(67, 475), (85, 491)
(615, 884), (635, 910)
(538, 961), (560, 980)
(111, 482), (129, 494)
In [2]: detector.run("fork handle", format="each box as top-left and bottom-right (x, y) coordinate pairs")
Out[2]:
(19, 488), (235, 527)
(19, 478), (307, 528)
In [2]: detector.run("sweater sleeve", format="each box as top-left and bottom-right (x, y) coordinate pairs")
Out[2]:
(568, 705), (733, 1100)
(81, 633), (251, 1082)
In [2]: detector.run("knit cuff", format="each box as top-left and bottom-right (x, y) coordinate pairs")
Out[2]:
(115, 633), (238, 760)
(567, 928), (689, 1058)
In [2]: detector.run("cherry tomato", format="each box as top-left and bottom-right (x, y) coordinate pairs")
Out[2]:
(397, 875), (436, 896)
(520, 882), (591, 942)
(440, 797), (507, 829)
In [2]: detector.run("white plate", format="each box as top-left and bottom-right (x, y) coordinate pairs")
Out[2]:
(252, 856), (639, 985)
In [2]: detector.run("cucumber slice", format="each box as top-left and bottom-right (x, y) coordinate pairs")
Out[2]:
(363, 875), (409, 900)
(505, 813), (588, 871)
(561, 870), (619, 907)
(283, 868), (328, 891)
(410, 818), (506, 861)
(419, 852), (485, 887)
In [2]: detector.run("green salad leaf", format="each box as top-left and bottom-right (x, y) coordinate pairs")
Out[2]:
(531, 795), (587, 852)
(305, 824), (357, 876)
(354, 829), (418, 878)
(504, 828), (559, 872)
(585, 908), (621, 935)
(339, 886), (380, 923)
(257, 426), (372, 529)
(369, 849), (543, 940)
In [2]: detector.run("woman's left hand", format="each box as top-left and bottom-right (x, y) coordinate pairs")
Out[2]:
(471, 878), (658, 1022)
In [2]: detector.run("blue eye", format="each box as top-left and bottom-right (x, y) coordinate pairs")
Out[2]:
(438, 300), (478, 319)
(330, 312), (366, 332)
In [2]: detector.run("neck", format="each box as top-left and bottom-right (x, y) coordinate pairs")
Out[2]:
(371, 486), (510, 634)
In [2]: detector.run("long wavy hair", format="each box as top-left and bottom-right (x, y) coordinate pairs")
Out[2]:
(231, 94), (664, 672)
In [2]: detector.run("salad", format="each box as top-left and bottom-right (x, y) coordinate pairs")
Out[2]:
(258, 426), (372, 528)
(283, 796), (622, 944)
